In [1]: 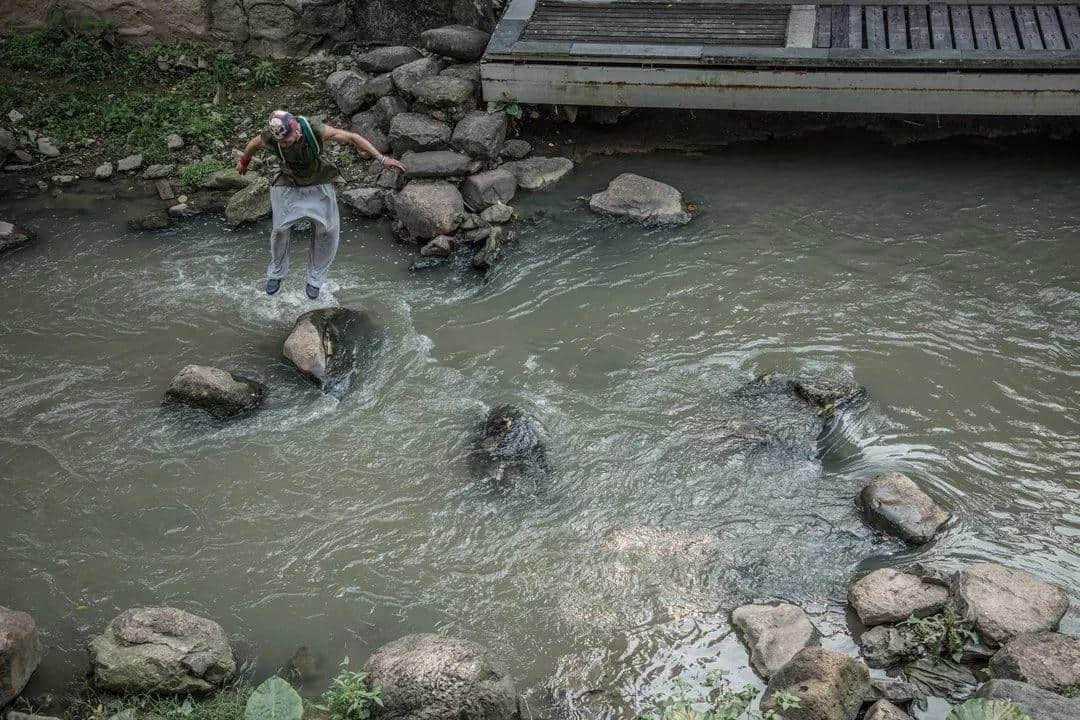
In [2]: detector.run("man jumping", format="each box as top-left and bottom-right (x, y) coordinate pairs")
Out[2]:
(236, 110), (405, 299)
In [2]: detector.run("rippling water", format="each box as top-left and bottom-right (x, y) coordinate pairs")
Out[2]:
(2, 138), (1078, 716)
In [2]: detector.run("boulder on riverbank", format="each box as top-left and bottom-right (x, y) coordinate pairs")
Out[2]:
(588, 173), (691, 226)
(327, 70), (382, 115)
(471, 405), (548, 494)
(951, 563), (1069, 647)
(1, 606), (42, 707)
(848, 568), (948, 626)
(760, 647), (870, 720)
(390, 113), (452, 155)
(0, 220), (34, 256)
(731, 602), (817, 679)
(502, 156), (573, 191)
(988, 631), (1080, 691)
(391, 57), (442, 98)
(341, 187), (385, 217)
(452, 110), (508, 160)
(858, 473), (950, 544)
(225, 176), (270, 226)
(394, 181), (464, 238)
(420, 25), (492, 61)
(283, 307), (380, 394)
(365, 634), (518, 720)
(402, 150), (478, 180)
(162, 365), (267, 420)
(975, 679), (1080, 720)
(461, 169), (517, 210)
(411, 76), (477, 121)
(354, 46), (423, 74)
(88, 607), (235, 695)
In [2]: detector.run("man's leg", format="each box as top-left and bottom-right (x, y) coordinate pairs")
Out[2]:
(267, 187), (293, 284)
(306, 185), (341, 290)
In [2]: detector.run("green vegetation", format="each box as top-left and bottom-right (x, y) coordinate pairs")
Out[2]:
(180, 160), (227, 188)
(1062, 684), (1080, 698)
(252, 61), (284, 89)
(244, 677), (303, 720)
(945, 698), (1031, 720)
(486, 92), (522, 120)
(636, 672), (801, 720)
(899, 612), (980, 663)
(314, 657), (383, 720)
(79, 686), (252, 720)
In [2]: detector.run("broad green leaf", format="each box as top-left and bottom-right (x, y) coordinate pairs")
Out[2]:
(946, 699), (1031, 720)
(245, 676), (303, 720)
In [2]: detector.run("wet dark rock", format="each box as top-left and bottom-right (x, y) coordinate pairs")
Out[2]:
(975, 679), (1080, 720)
(480, 202), (513, 224)
(401, 150), (478, 180)
(327, 70), (382, 115)
(502, 156), (573, 190)
(389, 113), (452, 155)
(162, 365), (266, 420)
(452, 110), (507, 160)
(409, 257), (448, 272)
(731, 602), (817, 679)
(951, 563), (1069, 647)
(0, 220), (35, 255)
(127, 211), (175, 232)
(441, 62), (481, 83)
(421, 235), (456, 257)
(472, 225), (515, 270)
(372, 95), (411, 132)
(342, 187), (385, 217)
(500, 139), (531, 160)
(420, 24), (492, 62)
(394, 181), (464, 239)
(867, 677), (922, 705)
(858, 473), (950, 544)
(283, 307), (381, 394)
(989, 631), (1080, 691)
(350, 111), (391, 155)
(859, 624), (922, 668)
(285, 645), (318, 681)
(0, 606), (42, 707)
(391, 57), (442, 98)
(848, 568), (949, 626)
(864, 700), (912, 720)
(760, 647), (870, 720)
(365, 634), (518, 720)
(471, 405), (549, 494)
(355, 46), (423, 73)
(88, 607), (235, 695)
(588, 173), (690, 226)
(461, 168), (517, 210)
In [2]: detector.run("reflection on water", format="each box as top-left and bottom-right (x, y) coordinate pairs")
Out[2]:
(1, 138), (1078, 717)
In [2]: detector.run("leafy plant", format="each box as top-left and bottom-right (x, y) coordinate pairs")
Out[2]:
(487, 92), (522, 119)
(945, 698), (1031, 720)
(899, 612), (980, 663)
(314, 657), (383, 720)
(244, 676), (303, 720)
(252, 60), (283, 89)
(179, 161), (227, 188)
(1062, 684), (1080, 698)
(1, 5), (123, 81)
(636, 671), (801, 720)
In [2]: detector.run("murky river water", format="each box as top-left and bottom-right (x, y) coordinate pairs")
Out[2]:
(2, 138), (1079, 717)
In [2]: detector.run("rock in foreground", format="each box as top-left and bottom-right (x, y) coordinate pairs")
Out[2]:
(859, 473), (950, 544)
(848, 568), (948, 626)
(395, 181), (464, 239)
(0, 606), (43, 707)
(975, 679), (1080, 720)
(952, 563), (1069, 647)
(731, 602), (817, 679)
(162, 365), (267, 420)
(761, 647), (870, 720)
(88, 607), (234, 695)
(988, 631), (1080, 691)
(225, 176), (271, 226)
(283, 308), (380, 394)
(588, 173), (691, 226)
(365, 634), (518, 720)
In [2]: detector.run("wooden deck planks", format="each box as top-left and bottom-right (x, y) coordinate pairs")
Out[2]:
(951, 5), (977, 48)
(816, 6), (834, 47)
(908, 5), (931, 47)
(971, 6), (998, 48)
(849, 5), (865, 48)
(866, 5), (888, 47)
(930, 4), (954, 47)
(832, 3), (852, 47)
(1016, 6), (1044, 48)
(1061, 5), (1080, 49)
(887, 5), (908, 47)
(992, 6), (1022, 48)
(1037, 6), (1068, 48)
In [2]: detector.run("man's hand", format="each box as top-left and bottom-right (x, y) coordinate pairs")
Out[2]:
(381, 155), (406, 172)
(236, 155), (251, 174)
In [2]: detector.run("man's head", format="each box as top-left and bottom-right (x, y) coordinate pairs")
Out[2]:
(268, 110), (299, 143)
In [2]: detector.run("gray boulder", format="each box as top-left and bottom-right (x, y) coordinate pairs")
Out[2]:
(411, 76), (477, 121)
(88, 607), (235, 695)
(731, 602), (817, 679)
(0, 606), (42, 707)
(350, 111), (391, 155)
(989, 631), (1080, 691)
(502, 156), (574, 191)
(952, 563), (1069, 647)
(848, 568), (948, 626)
(859, 473), (950, 544)
(0, 220), (35, 255)
(472, 225), (516, 271)
(341, 187), (385, 217)
(372, 95), (411, 132)
(327, 70), (391, 115)
(95, 162), (114, 180)
(461, 169), (516, 210)
(166, 132), (184, 150)
(858, 624), (922, 668)
(394, 181), (464, 238)
(864, 700), (912, 720)
(283, 307), (381, 394)
(442, 62), (481, 82)
(760, 647), (870, 720)
(501, 139), (531, 160)
(365, 634), (517, 720)
(355, 45), (423, 73)
(391, 57), (442, 97)
(480, 203), (513, 224)
(162, 365), (267, 420)
(975, 679), (1080, 720)
(36, 137), (60, 157)
(198, 168), (250, 190)
(421, 235), (456, 257)
(453, 111), (507, 160)
(588, 173), (690, 226)
(117, 154), (143, 172)
(389, 113), (452, 155)
(420, 25), (492, 62)
(143, 164), (175, 180)
(0, 129), (17, 161)
(225, 176), (271, 226)
(402, 150), (478, 179)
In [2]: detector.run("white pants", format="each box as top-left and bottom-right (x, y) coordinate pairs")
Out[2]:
(268, 184), (340, 288)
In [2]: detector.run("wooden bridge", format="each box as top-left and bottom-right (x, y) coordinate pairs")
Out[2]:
(481, 0), (1080, 115)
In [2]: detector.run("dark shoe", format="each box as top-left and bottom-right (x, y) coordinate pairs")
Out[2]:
(305, 283), (320, 300)
(266, 278), (282, 295)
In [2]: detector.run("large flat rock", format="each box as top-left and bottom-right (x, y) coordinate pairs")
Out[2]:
(989, 631), (1080, 691)
(848, 568), (948, 626)
(952, 563), (1069, 647)
(731, 602), (817, 679)
(588, 173), (691, 226)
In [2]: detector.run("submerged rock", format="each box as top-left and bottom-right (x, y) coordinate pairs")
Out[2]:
(88, 607), (235, 695)
(225, 176), (271, 226)
(283, 307), (380, 394)
(162, 365), (267, 420)
(588, 173), (690, 226)
(471, 405), (549, 494)
(502, 156), (573, 190)
(988, 631), (1080, 691)
(951, 563), (1069, 647)
(760, 647), (870, 720)
(858, 473), (950, 544)
(0, 220), (34, 255)
(0, 606), (43, 707)
(975, 679), (1080, 720)
(420, 25), (492, 62)
(365, 634), (518, 720)
(848, 568), (948, 626)
(394, 181), (464, 239)
(731, 602), (817, 679)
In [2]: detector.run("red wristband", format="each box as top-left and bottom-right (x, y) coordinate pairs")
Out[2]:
(238, 156), (251, 171)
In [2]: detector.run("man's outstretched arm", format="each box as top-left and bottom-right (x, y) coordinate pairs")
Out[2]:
(236, 136), (266, 174)
(323, 125), (406, 171)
